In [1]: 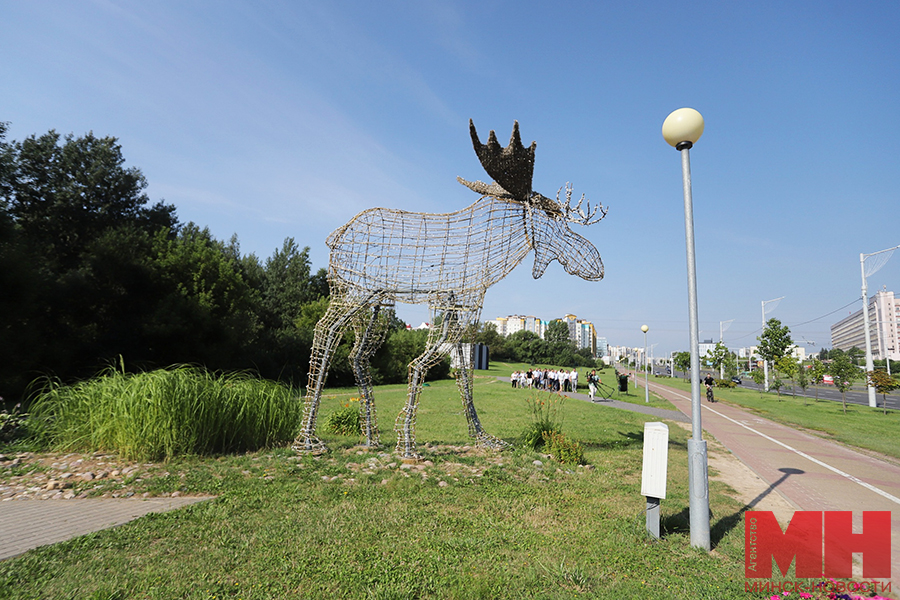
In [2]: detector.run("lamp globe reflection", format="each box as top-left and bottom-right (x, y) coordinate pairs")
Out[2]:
(662, 108), (704, 149)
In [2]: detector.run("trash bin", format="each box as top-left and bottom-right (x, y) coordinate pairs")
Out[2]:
(618, 374), (629, 392)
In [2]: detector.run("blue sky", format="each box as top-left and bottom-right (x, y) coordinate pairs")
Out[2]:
(3, 1), (899, 356)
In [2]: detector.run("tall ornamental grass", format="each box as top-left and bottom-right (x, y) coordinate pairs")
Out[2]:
(28, 366), (302, 461)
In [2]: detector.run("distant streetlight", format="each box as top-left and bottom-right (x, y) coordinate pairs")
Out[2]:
(860, 245), (900, 407)
(719, 320), (734, 379)
(662, 107), (710, 551)
(761, 297), (783, 392)
(641, 324), (650, 403)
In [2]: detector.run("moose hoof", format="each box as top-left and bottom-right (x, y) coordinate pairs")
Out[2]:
(291, 436), (328, 455)
(394, 444), (421, 461)
(474, 434), (510, 451)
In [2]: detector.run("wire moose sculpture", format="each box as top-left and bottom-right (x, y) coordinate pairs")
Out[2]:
(293, 120), (607, 458)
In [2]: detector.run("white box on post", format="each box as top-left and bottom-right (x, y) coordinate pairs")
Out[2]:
(641, 422), (669, 539)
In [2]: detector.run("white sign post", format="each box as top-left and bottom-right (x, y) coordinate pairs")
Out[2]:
(641, 422), (669, 539)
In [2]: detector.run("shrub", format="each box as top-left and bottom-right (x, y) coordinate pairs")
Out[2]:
(521, 392), (565, 450)
(0, 404), (29, 442)
(27, 365), (302, 461)
(542, 430), (585, 465)
(324, 404), (361, 436)
(715, 378), (736, 389)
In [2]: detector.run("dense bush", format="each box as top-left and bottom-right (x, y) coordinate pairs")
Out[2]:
(521, 392), (565, 450)
(542, 430), (585, 465)
(324, 404), (362, 436)
(27, 365), (301, 461)
(0, 404), (28, 443)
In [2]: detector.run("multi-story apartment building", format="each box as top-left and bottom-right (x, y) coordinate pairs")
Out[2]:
(831, 289), (900, 361)
(488, 315), (548, 339)
(489, 313), (599, 356)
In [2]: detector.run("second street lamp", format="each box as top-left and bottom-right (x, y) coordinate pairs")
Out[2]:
(641, 325), (650, 403)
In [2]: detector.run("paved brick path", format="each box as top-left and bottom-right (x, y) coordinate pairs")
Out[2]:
(0, 496), (213, 561)
(635, 374), (900, 591)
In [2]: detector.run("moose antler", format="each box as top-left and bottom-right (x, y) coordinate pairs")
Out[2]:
(467, 119), (536, 201)
(557, 183), (607, 226)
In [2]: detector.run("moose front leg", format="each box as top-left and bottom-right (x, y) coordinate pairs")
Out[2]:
(455, 341), (509, 450)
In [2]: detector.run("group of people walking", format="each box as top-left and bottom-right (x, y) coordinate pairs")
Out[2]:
(510, 368), (579, 392)
(509, 368), (604, 402)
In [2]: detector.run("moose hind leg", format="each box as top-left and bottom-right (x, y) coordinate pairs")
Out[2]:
(455, 341), (509, 450)
(350, 304), (391, 448)
(293, 300), (359, 454)
(394, 316), (452, 459)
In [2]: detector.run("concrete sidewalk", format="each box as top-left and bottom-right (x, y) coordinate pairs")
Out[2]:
(0, 496), (213, 561)
(638, 375), (900, 590)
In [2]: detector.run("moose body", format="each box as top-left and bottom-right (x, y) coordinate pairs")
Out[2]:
(330, 197), (527, 304)
(294, 121), (606, 458)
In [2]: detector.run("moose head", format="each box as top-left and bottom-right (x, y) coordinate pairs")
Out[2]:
(458, 120), (606, 281)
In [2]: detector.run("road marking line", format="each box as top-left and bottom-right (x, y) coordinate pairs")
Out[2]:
(651, 382), (900, 507)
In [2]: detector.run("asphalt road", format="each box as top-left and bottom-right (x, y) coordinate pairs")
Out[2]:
(735, 379), (900, 410)
(662, 370), (899, 410)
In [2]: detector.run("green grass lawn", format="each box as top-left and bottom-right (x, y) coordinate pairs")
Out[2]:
(651, 375), (900, 461)
(0, 377), (780, 599)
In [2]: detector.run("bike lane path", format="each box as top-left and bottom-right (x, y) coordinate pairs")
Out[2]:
(638, 375), (900, 590)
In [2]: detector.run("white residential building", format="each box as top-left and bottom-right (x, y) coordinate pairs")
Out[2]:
(489, 315), (547, 339)
(490, 313), (599, 356)
(831, 289), (900, 361)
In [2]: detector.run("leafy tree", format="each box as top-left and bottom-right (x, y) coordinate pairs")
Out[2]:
(847, 347), (865, 366)
(673, 351), (691, 381)
(0, 122), (14, 204)
(757, 318), (793, 391)
(751, 369), (765, 396)
(775, 355), (799, 397)
(148, 224), (260, 369)
(829, 353), (859, 414)
(809, 359), (827, 401)
(723, 351), (739, 380)
(474, 322), (506, 359)
(544, 320), (571, 346)
(247, 238), (329, 383)
(6, 129), (176, 269)
(867, 370), (898, 415)
(705, 342), (729, 378)
(795, 364), (810, 405)
(828, 347), (845, 360)
(369, 326), (451, 386)
(505, 330), (544, 365)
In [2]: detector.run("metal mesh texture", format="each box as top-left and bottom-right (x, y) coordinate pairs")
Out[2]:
(293, 121), (606, 459)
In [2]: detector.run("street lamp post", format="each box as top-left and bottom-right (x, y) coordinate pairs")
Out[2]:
(662, 107), (710, 551)
(860, 246), (900, 408)
(642, 325), (649, 403)
(719, 319), (733, 379)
